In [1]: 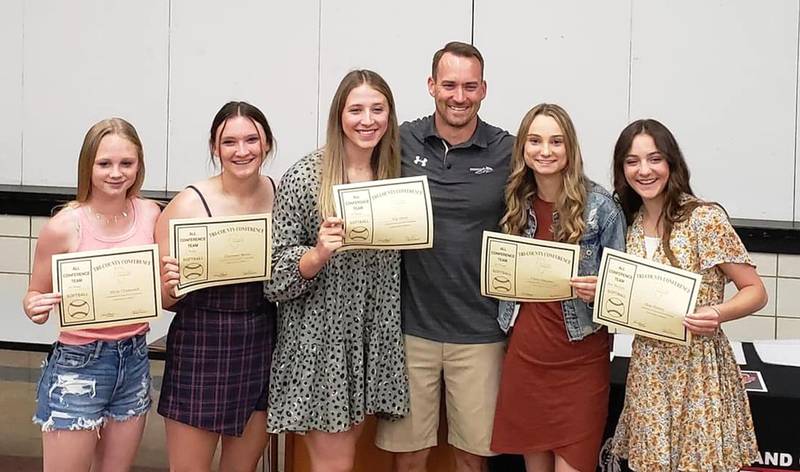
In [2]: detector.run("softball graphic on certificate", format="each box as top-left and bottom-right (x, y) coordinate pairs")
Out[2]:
(480, 231), (580, 302)
(332, 176), (434, 250)
(51, 244), (162, 331)
(169, 214), (271, 296)
(593, 248), (702, 346)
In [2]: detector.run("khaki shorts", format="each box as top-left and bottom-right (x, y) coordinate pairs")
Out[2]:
(375, 334), (505, 456)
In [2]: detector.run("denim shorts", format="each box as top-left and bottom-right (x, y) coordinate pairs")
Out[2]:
(33, 334), (152, 432)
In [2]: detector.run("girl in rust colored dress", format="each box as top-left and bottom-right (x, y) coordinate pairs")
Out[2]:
(491, 104), (626, 472)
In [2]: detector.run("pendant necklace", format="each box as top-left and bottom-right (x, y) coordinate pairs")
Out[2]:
(87, 202), (130, 225)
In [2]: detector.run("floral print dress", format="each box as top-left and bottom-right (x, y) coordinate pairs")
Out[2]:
(612, 197), (758, 471)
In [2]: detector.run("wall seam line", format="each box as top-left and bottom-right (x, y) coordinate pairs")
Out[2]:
(164, 0), (172, 192)
(315, 0), (322, 148)
(19, 0), (26, 186)
(470, 0), (475, 44)
(626, 0), (633, 122)
(793, 2), (800, 222)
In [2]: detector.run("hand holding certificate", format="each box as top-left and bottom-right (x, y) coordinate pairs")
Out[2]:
(480, 231), (580, 302)
(169, 214), (271, 297)
(332, 175), (433, 250)
(593, 248), (702, 346)
(52, 244), (162, 331)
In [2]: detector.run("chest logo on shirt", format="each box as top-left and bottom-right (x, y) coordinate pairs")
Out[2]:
(414, 155), (428, 167)
(469, 166), (494, 175)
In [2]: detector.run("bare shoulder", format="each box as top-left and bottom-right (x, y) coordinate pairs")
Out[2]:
(38, 207), (78, 254)
(136, 198), (162, 220)
(160, 182), (212, 220)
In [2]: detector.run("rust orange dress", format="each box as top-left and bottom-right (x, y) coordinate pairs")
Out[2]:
(491, 198), (610, 472)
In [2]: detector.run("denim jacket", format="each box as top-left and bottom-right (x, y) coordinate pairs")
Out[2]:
(497, 181), (626, 341)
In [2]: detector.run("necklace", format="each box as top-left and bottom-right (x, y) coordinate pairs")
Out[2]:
(87, 203), (130, 225)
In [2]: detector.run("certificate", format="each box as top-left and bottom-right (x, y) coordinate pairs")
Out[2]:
(333, 176), (433, 250)
(169, 214), (271, 296)
(593, 248), (701, 346)
(480, 231), (580, 302)
(51, 244), (161, 331)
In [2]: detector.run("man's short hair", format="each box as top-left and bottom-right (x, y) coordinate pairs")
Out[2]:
(431, 41), (485, 80)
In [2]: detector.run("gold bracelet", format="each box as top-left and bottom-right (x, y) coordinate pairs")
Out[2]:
(709, 305), (722, 319)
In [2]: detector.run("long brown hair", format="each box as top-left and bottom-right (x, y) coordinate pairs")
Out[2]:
(318, 70), (401, 218)
(612, 119), (719, 266)
(76, 118), (145, 202)
(500, 103), (587, 243)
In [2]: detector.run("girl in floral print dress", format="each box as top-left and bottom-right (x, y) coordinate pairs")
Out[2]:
(610, 119), (767, 472)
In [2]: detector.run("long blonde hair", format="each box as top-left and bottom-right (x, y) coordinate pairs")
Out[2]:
(74, 118), (145, 203)
(500, 103), (587, 243)
(318, 70), (400, 218)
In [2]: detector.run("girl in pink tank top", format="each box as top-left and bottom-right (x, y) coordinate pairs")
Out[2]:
(57, 197), (156, 345)
(23, 118), (161, 472)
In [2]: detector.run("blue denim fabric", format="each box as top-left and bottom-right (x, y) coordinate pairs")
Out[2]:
(497, 181), (627, 341)
(33, 334), (151, 431)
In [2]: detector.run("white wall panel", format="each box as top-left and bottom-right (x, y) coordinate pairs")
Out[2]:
(474, 0), (632, 188)
(22, 0), (169, 190)
(167, 0), (319, 188)
(796, 34), (800, 223)
(0, 0), (24, 185)
(629, 0), (798, 220)
(0, 273), (58, 344)
(317, 0), (472, 144)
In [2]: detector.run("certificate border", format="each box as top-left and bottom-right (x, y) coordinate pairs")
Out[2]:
(174, 225), (210, 284)
(54, 246), (161, 330)
(170, 214), (271, 295)
(481, 232), (580, 302)
(334, 176), (433, 250)
(595, 250), (700, 344)
(337, 188), (376, 246)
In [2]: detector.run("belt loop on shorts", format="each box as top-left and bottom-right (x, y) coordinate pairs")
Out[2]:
(47, 341), (58, 362)
(134, 333), (145, 351)
(93, 339), (104, 359)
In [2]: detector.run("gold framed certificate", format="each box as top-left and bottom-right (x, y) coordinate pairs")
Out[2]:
(169, 214), (271, 297)
(51, 244), (162, 331)
(333, 176), (433, 250)
(593, 248), (701, 346)
(480, 231), (580, 302)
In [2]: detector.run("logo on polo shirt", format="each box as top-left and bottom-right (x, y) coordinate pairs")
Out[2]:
(469, 166), (494, 175)
(414, 155), (427, 167)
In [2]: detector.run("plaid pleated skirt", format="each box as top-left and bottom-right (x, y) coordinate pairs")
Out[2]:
(158, 282), (276, 436)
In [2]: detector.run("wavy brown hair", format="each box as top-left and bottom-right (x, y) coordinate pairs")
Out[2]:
(612, 119), (720, 266)
(318, 70), (400, 219)
(500, 103), (587, 243)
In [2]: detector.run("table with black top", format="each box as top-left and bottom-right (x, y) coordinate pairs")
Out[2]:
(489, 342), (800, 472)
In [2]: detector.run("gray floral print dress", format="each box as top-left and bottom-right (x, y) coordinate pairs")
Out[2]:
(264, 150), (409, 433)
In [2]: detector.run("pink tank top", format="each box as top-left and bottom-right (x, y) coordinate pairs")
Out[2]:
(58, 198), (157, 345)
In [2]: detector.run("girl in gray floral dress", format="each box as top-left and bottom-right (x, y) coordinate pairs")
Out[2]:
(264, 70), (409, 471)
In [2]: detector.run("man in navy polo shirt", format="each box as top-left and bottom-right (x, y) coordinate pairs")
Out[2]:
(376, 41), (514, 472)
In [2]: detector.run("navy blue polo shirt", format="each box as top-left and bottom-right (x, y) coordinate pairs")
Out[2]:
(400, 115), (514, 343)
